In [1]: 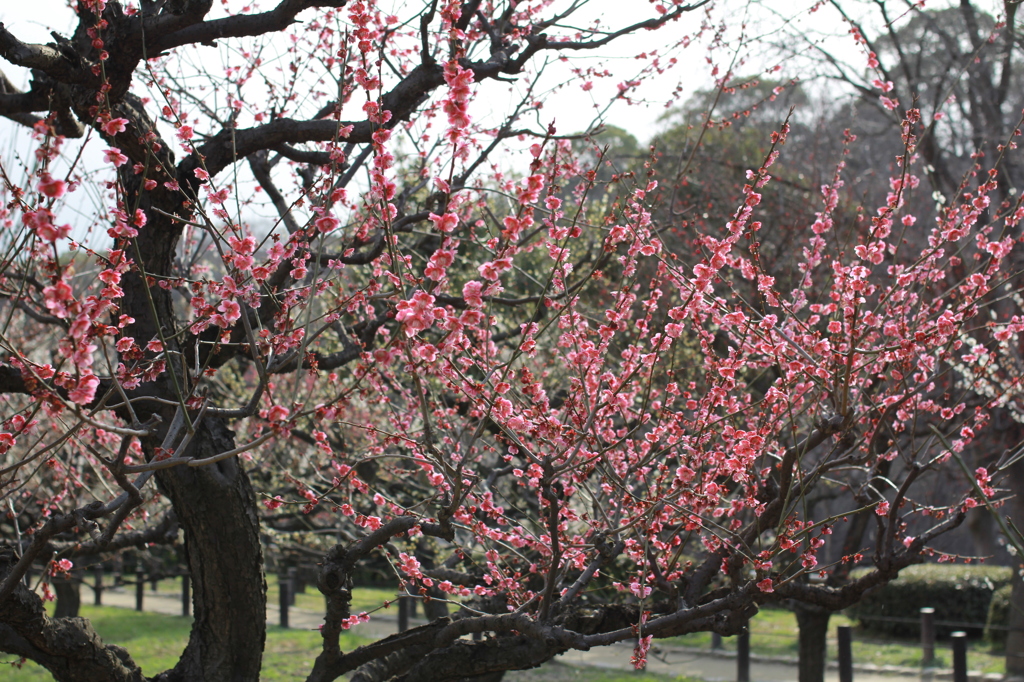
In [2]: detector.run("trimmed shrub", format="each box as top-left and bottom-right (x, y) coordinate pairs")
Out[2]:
(985, 583), (1012, 650)
(846, 564), (1012, 637)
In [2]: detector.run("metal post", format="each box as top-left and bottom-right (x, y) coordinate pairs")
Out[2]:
(398, 595), (409, 633)
(151, 574), (159, 591)
(737, 630), (750, 682)
(284, 570), (296, 606)
(93, 566), (103, 606)
(289, 566), (305, 594)
(279, 580), (290, 628)
(711, 632), (723, 650)
(181, 574), (190, 617)
(838, 625), (853, 682)
(951, 631), (967, 682)
(287, 567), (300, 602)
(921, 607), (936, 668)
(135, 564), (144, 612)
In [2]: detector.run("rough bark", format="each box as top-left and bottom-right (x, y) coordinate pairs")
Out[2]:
(794, 604), (831, 682)
(150, 419), (267, 682)
(0, 548), (144, 682)
(1005, 454), (1024, 676)
(1007, 570), (1024, 676)
(53, 575), (81, 619)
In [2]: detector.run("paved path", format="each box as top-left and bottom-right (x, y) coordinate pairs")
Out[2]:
(93, 587), (1000, 682)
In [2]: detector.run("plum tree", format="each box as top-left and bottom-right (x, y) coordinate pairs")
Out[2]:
(0, 2), (1022, 681)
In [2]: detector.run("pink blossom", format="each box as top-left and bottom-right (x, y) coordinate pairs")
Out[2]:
(104, 148), (129, 167)
(29, 212), (72, 242)
(37, 173), (67, 198)
(267, 405), (289, 422)
(463, 281), (484, 307)
(879, 96), (899, 111)
(478, 258), (512, 281)
(631, 635), (652, 669)
(102, 118), (129, 135)
(43, 280), (74, 317)
(68, 374), (100, 405)
(629, 582), (652, 599)
(0, 433), (16, 454)
(218, 299), (241, 324)
(429, 212), (459, 233)
(395, 291), (439, 337)
(315, 215), (340, 233)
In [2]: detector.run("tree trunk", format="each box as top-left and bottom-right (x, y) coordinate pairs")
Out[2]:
(152, 419), (266, 682)
(53, 575), (81, 619)
(1007, 569), (1024, 677)
(1005, 453), (1024, 677)
(794, 604), (831, 682)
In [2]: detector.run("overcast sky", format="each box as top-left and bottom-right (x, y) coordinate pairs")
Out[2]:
(4, 0), (981, 242)
(0, 0), (745, 140)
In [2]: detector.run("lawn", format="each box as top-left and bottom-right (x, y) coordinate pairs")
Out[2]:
(1, 604), (698, 681)
(666, 606), (1006, 674)
(5, 588), (1008, 679)
(1, 605), (368, 681)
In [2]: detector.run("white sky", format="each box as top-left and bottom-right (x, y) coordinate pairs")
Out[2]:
(0, 0), (762, 141)
(2, 0), (998, 241)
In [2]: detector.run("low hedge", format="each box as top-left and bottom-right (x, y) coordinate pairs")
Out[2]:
(846, 564), (1012, 638)
(985, 583), (1012, 649)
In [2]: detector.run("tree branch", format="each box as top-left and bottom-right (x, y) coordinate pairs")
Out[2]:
(0, 24), (83, 83)
(150, 0), (349, 53)
(0, 548), (145, 682)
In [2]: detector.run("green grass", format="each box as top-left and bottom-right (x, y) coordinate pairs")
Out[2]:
(5, 594), (1010, 679)
(0, 605), (369, 681)
(0, 604), (698, 682)
(666, 606), (1005, 673)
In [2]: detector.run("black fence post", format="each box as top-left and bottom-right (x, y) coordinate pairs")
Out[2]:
(838, 625), (853, 682)
(291, 566), (306, 594)
(737, 630), (750, 682)
(711, 632), (722, 650)
(287, 567), (299, 603)
(951, 631), (967, 682)
(398, 595), (409, 633)
(135, 563), (144, 612)
(921, 607), (935, 668)
(93, 566), (103, 606)
(279, 580), (290, 628)
(281, 570), (295, 606)
(181, 574), (190, 617)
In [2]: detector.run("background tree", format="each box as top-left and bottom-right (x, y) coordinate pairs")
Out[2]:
(779, 1), (1024, 675)
(0, 2), (1023, 682)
